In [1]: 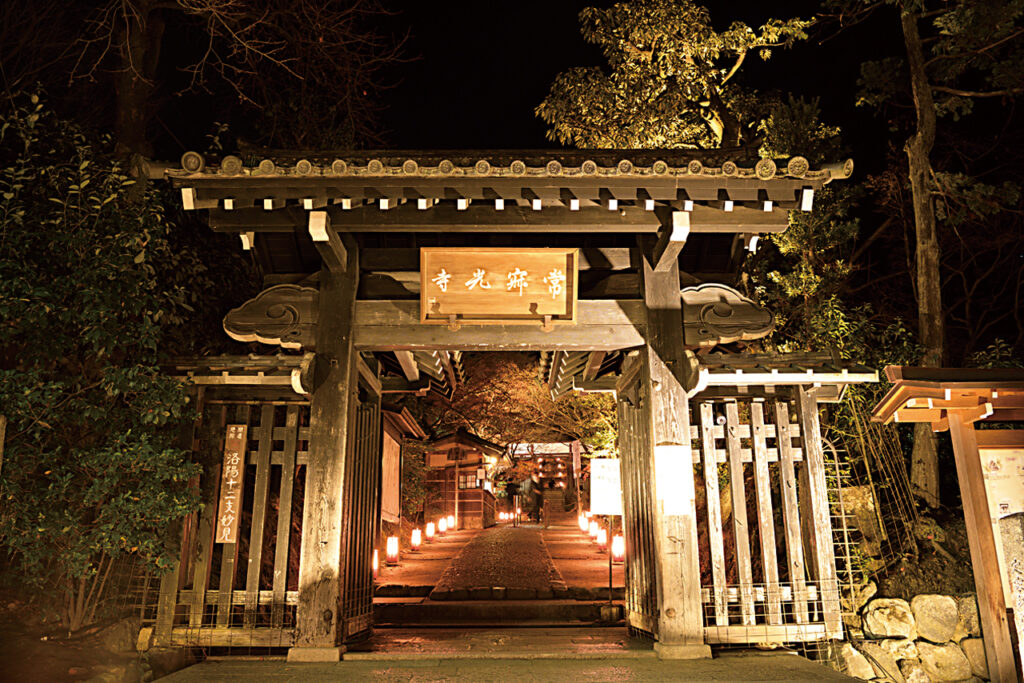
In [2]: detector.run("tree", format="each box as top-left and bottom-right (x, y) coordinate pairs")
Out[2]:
(0, 92), (243, 630)
(66, 0), (405, 155)
(536, 0), (811, 148)
(833, 0), (1024, 506)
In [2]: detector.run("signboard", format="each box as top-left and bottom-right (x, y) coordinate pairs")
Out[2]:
(420, 248), (578, 325)
(590, 458), (623, 516)
(979, 446), (1024, 597)
(380, 431), (401, 524)
(215, 424), (248, 544)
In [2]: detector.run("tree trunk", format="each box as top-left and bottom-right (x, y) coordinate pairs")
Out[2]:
(114, 1), (164, 158)
(901, 7), (943, 508)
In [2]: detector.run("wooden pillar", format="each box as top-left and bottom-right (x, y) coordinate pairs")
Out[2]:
(947, 412), (1018, 682)
(640, 252), (709, 659)
(288, 241), (358, 662)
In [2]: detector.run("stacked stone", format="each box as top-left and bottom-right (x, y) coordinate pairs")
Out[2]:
(837, 592), (988, 682)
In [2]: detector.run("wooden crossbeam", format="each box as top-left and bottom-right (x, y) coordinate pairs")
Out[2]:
(394, 350), (419, 382)
(582, 351), (607, 382)
(652, 211), (690, 272)
(307, 211), (347, 272)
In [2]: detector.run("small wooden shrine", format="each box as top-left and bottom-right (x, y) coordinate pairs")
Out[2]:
(425, 429), (503, 530)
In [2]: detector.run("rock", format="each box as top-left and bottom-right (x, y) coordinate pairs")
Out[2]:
(953, 594), (980, 641)
(917, 642), (971, 681)
(911, 595), (958, 643)
(144, 647), (197, 680)
(863, 598), (918, 640)
(959, 637), (988, 679)
(96, 618), (140, 654)
(899, 659), (933, 683)
(448, 588), (470, 601)
(89, 659), (143, 683)
(880, 638), (919, 662)
(858, 642), (905, 683)
(838, 643), (876, 680)
(842, 580), (878, 615)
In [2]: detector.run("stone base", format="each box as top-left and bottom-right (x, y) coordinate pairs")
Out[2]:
(653, 642), (713, 660)
(286, 646), (344, 662)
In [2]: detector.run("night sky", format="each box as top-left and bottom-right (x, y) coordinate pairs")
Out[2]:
(374, 1), (896, 164)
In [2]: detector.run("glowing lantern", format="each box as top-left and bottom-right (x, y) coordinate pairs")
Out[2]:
(426, 522), (436, 540)
(584, 510), (592, 519)
(372, 548), (379, 579)
(612, 535), (625, 564)
(411, 528), (422, 551)
(446, 515), (456, 530)
(588, 520), (599, 539)
(386, 536), (399, 565)
(516, 507), (521, 515)
(438, 517), (448, 534)
(578, 515), (588, 532)
(597, 528), (608, 550)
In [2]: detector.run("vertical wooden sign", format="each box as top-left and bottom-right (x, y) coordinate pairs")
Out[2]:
(215, 424), (248, 544)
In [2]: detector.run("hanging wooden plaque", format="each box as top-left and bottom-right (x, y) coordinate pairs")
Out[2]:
(420, 248), (578, 325)
(215, 424), (247, 544)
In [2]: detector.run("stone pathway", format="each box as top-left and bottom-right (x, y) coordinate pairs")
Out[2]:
(429, 525), (563, 599)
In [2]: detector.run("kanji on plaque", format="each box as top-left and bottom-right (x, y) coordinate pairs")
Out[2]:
(420, 248), (578, 325)
(215, 424), (248, 544)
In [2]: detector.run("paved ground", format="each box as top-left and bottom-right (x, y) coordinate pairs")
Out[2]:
(165, 650), (854, 681)
(433, 525), (562, 592)
(544, 525), (624, 589)
(376, 528), (477, 588)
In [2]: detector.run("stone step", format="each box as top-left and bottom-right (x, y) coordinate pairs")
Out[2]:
(374, 599), (624, 626)
(375, 584), (626, 600)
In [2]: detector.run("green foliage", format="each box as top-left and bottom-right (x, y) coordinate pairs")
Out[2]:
(0, 92), (208, 629)
(536, 0), (811, 148)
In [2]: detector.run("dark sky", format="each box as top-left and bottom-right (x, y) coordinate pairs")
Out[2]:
(375, 1), (894, 155)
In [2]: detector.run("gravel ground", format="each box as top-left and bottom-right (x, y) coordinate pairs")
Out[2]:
(433, 526), (563, 591)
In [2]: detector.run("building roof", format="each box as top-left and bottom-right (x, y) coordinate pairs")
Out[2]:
(427, 428), (504, 456)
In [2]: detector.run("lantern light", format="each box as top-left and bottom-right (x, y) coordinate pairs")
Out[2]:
(578, 515), (588, 532)
(612, 535), (625, 564)
(386, 536), (399, 565)
(584, 510), (592, 519)
(516, 507), (521, 515)
(438, 517), (448, 534)
(411, 528), (422, 551)
(372, 548), (379, 579)
(597, 528), (608, 550)
(588, 520), (600, 539)
(447, 515), (455, 529)
(426, 521), (436, 540)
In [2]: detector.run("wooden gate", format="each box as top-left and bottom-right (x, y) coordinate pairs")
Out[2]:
(339, 399), (381, 642)
(615, 374), (842, 646)
(616, 365), (661, 637)
(153, 401), (309, 648)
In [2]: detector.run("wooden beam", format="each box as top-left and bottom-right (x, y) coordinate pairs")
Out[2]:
(547, 351), (566, 390)
(353, 300), (647, 351)
(356, 354), (381, 397)
(208, 203), (790, 235)
(307, 211), (347, 272)
(947, 412), (1019, 682)
(290, 243), (358, 660)
(652, 211), (690, 272)
(394, 350), (420, 382)
(641, 255), (709, 659)
(437, 350), (457, 390)
(582, 351), (607, 382)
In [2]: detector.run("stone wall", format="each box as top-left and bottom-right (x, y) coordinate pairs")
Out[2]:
(836, 589), (988, 682)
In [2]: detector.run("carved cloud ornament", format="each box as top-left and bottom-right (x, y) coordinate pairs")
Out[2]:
(681, 284), (774, 348)
(223, 285), (319, 349)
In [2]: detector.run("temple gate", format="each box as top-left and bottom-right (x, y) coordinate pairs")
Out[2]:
(147, 150), (872, 660)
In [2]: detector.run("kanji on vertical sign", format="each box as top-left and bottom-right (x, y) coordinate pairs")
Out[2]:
(215, 424), (248, 544)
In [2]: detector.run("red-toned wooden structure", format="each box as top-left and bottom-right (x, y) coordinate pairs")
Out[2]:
(872, 366), (1024, 683)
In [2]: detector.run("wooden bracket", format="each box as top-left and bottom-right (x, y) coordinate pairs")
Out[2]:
(653, 211), (690, 272)
(308, 211), (347, 272)
(394, 350), (420, 382)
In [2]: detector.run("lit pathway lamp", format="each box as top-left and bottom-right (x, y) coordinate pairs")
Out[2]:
(578, 515), (588, 533)
(438, 517), (448, 535)
(446, 514), (455, 531)
(597, 528), (608, 551)
(588, 520), (600, 541)
(425, 521), (436, 541)
(411, 528), (422, 551)
(372, 548), (379, 579)
(386, 536), (400, 566)
(612, 535), (625, 564)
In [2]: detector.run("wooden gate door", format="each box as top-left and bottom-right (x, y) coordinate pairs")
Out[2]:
(616, 361), (660, 637)
(339, 395), (381, 642)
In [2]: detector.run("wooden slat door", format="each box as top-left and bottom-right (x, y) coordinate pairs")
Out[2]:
(616, 365), (660, 637)
(340, 398), (381, 642)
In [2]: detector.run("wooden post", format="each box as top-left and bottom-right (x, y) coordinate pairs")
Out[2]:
(640, 253), (709, 659)
(947, 412), (1018, 682)
(288, 239), (358, 662)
